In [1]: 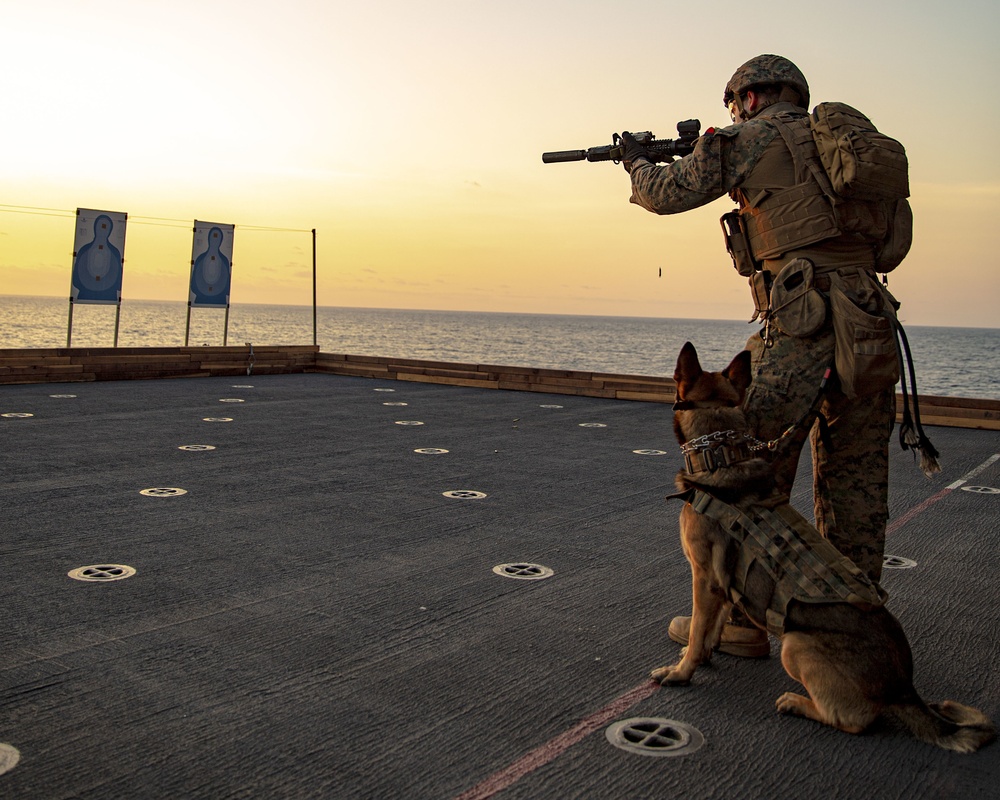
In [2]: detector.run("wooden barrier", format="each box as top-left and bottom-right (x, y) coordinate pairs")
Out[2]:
(0, 346), (318, 384)
(310, 352), (1000, 430)
(1, 347), (996, 430)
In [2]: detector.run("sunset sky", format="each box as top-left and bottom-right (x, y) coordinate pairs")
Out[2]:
(2, 0), (997, 327)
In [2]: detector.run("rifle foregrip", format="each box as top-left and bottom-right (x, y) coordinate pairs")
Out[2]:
(542, 150), (587, 163)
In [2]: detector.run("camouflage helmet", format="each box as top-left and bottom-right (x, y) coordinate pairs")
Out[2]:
(723, 54), (809, 109)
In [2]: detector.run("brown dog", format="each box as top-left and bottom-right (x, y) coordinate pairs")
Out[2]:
(654, 342), (994, 753)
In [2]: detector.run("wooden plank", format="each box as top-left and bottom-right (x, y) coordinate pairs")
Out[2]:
(480, 363), (594, 381)
(250, 345), (319, 354)
(615, 390), (674, 403)
(0, 348), (65, 358)
(909, 393), (1000, 412)
(0, 356), (75, 367)
(601, 379), (677, 393)
(0, 364), (85, 376)
(911, 414), (1000, 431)
(395, 373), (500, 390)
(0, 373), (95, 385)
(84, 369), (211, 381)
(196, 364), (255, 373)
(393, 366), (491, 382)
(319, 364), (392, 378)
(497, 380), (616, 398)
(593, 371), (675, 384)
(71, 355), (194, 366)
(520, 376), (604, 390)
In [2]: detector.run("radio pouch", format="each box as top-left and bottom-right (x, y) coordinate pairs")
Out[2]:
(720, 211), (758, 277)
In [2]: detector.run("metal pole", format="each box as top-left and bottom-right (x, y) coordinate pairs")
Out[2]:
(113, 301), (121, 348)
(67, 298), (74, 347)
(312, 228), (317, 347)
(223, 305), (230, 346)
(184, 303), (192, 347)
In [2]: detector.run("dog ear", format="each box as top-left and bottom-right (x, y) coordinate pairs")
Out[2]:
(674, 342), (702, 387)
(723, 350), (753, 398)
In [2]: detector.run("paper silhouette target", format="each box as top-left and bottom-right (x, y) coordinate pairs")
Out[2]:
(189, 221), (234, 307)
(71, 209), (127, 304)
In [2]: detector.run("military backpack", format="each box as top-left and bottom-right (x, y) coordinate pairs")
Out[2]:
(808, 102), (909, 201)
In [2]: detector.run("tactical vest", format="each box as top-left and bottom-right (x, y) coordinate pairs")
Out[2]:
(685, 488), (886, 637)
(731, 108), (892, 265)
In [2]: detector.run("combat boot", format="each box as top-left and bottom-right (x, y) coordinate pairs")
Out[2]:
(668, 615), (770, 658)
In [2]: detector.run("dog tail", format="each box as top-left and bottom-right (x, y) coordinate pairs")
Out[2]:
(889, 698), (996, 753)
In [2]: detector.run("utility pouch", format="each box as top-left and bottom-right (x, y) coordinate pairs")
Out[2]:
(829, 271), (899, 398)
(748, 270), (772, 321)
(768, 258), (827, 337)
(720, 211), (758, 277)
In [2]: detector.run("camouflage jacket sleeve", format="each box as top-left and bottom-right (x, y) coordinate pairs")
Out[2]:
(629, 121), (779, 214)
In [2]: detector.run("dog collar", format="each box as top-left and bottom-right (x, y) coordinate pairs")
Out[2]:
(671, 400), (736, 411)
(680, 430), (755, 474)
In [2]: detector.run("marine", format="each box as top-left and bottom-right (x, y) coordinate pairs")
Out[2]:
(620, 55), (913, 656)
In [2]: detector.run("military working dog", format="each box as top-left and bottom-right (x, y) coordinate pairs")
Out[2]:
(655, 341), (994, 753)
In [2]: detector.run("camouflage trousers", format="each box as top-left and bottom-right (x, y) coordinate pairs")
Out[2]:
(742, 323), (896, 585)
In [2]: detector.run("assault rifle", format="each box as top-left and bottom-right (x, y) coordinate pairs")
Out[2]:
(542, 119), (702, 164)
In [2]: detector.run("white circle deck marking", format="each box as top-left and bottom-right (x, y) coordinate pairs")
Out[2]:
(0, 743), (20, 775)
(219, 398), (245, 403)
(961, 485), (1000, 495)
(374, 388), (395, 392)
(203, 417), (233, 422)
(606, 718), (704, 757)
(443, 490), (487, 500)
(579, 423), (607, 428)
(883, 555), (918, 570)
(140, 487), (188, 497)
(395, 420), (425, 426)
(415, 448), (449, 454)
(633, 449), (667, 456)
(232, 384), (254, 388)
(68, 565), (137, 582)
(2, 413), (33, 418)
(539, 404), (564, 409)
(178, 445), (216, 451)
(383, 402), (409, 406)
(492, 563), (554, 580)
(50, 394), (77, 398)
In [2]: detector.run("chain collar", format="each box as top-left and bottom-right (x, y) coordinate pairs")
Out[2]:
(679, 429), (781, 474)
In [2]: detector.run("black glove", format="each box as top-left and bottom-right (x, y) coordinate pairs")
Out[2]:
(619, 131), (652, 173)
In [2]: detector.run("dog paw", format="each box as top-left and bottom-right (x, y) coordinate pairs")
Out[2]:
(650, 664), (691, 686)
(775, 692), (806, 716)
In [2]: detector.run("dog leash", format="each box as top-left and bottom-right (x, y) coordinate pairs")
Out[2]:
(682, 365), (834, 465)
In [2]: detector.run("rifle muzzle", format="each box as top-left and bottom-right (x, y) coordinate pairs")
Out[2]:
(542, 150), (588, 163)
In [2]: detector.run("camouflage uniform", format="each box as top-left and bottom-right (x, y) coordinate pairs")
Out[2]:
(628, 80), (896, 584)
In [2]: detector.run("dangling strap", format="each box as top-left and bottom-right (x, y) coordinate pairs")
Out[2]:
(891, 318), (941, 476)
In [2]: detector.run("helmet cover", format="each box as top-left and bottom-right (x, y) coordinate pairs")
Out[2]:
(724, 55), (809, 109)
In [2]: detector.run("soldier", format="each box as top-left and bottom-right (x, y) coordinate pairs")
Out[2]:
(622, 55), (908, 657)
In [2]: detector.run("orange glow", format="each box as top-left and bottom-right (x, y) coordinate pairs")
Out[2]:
(2, 1), (997, 328)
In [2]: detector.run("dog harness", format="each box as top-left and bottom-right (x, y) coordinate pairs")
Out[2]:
(669, 432), (885, 637)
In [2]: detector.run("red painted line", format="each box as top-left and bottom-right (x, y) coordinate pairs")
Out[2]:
(886, 486), (954, 535)
(456, 455), (999, 799)
(887, 454), (999, 536)
(453, 681), (659, 800)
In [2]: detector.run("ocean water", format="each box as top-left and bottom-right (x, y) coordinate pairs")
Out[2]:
(1, 295), (997, 399)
